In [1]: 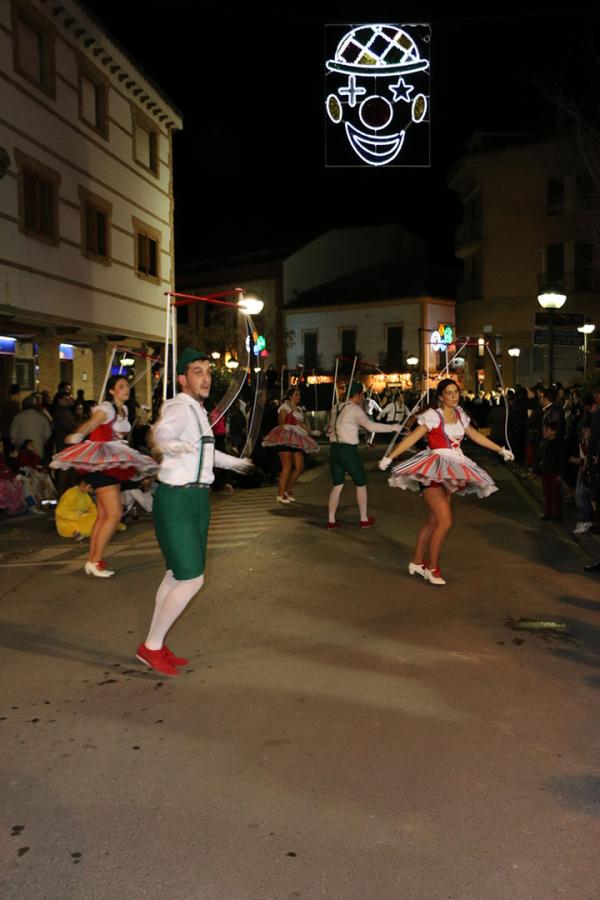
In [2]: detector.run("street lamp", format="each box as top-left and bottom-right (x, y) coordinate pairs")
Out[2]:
(406, 355), (419, 389)
(210, 351), (221, 360)
(237, 292), (264, 315)
(577, 322), (595, 379)
(507, 346), (520, 386)
(537, 285), (566, 385)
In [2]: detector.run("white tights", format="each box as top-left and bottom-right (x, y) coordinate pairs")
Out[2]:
(328, 483), (368, 522)
(145, 569), (204, 650)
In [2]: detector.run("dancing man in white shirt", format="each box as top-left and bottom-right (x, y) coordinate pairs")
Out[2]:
(327, 381), (400, 529)
(136, 348), (253, 676)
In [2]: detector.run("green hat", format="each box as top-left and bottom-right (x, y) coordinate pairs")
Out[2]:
(348, 380), (364, 397)
(176, 347), (210, 376)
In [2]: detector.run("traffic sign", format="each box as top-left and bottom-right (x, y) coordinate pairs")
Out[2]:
(534, 311), (584, 328)
(533, 329), (583, 347)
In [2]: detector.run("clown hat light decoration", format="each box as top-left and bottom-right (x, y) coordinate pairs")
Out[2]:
(325, 23), (430, 168)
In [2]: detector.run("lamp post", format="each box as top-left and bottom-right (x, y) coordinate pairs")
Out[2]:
(406, 355), (418, 389)
(577, 322), (595, 380)
(507, 346), (520, 386)
(537, 286), (566, 385)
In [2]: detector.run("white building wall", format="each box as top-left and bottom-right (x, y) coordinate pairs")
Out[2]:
(282, 225), (424, 305)
(0, 0), (181, 343)
(285, 301), (423, 371)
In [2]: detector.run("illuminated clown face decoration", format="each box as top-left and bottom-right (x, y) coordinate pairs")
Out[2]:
(325, 24), (430, 167)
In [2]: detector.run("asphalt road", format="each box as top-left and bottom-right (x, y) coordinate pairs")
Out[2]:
(1, 448), (599, 900)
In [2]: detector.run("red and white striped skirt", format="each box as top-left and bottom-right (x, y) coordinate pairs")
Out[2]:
(388, 448), (498, 498)
(262, 424), (320, 454)
(51, 440), (158, 481)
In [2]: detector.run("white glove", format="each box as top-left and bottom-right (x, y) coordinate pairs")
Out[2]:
(500, 447), (514, 462)
(163, 440), (196, 456)
(379, 456), (393, 471)
(64, 432), (84, 445)
(230, 457), (255, 474)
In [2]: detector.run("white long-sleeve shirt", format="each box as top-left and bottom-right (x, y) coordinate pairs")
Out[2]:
(153, 393), (243, 486)
(329, 402), (398, 445)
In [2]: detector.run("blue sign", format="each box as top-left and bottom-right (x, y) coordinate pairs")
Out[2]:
(0, 336), (16, 354)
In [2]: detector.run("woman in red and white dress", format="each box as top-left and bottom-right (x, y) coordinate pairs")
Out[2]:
(51, 376), (157, 577)
(379, 378), (512, 585)
(262, 387), (319, 504)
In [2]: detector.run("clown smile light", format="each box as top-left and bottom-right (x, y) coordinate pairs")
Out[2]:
(325, 23), (430, 168)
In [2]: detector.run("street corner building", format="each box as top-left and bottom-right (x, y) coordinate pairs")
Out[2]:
(0, 0), (182, 404)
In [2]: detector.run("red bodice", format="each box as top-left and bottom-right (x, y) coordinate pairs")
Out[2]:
(89, 422), (113, 442)
(426, 411), (465, 451)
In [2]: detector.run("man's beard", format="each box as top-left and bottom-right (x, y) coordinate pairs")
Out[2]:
(192, 386), (210, 402)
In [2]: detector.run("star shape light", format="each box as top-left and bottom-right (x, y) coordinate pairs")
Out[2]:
(389, 77), (414, 103)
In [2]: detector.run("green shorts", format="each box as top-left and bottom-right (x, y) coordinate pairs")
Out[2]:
(329, 442), (367, 487)
(153, 482), (211, 580)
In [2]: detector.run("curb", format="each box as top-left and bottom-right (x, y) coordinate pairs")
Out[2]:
(508, 462), (600, 562)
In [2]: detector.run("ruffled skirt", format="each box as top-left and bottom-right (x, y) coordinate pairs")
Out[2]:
(50, 440), (158, 481)
(262, 424), (319, 454)
(388, 449), (498, 498)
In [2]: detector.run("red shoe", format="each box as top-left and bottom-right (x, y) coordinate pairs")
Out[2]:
(163, 645), (189, 667)
(326, 521), (340, 529)
(135, 643), (180, 676)
(360, 516), (376, 528)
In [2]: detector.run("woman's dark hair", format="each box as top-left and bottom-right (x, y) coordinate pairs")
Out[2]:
(435, 378), (459, 400)
(284, 386), (299, 401)
(104, 375), (129, 401)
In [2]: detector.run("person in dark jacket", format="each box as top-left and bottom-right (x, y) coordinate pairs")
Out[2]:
(583, 380), (600, 571)
(525, 387), (542, 471)
(536, 421), (564, 521)
(540, 387), (565, 439)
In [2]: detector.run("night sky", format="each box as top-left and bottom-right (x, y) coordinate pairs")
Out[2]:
(83, 1), (593, 264)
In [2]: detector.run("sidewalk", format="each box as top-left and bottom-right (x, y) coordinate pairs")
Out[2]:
(506, 457), (600, 563)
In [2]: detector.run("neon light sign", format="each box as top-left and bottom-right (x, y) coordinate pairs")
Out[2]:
(245, 334), (267, 356)
(325, 23), (430, 168)
(430, 324), (454, 351)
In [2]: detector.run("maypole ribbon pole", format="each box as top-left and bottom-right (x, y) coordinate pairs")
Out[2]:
(163, 293), (172, 402)
(347, 355), (358, 397)
(330, 357), (340, 408)
(98, 344), (117, 404)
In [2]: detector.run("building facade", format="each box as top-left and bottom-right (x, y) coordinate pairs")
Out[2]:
(449, 132), (599, 390)
(177, 225), (458, 389)
(0, 0), (182, 403)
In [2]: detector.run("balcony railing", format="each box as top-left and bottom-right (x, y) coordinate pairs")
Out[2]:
(538, 270), (599, 295)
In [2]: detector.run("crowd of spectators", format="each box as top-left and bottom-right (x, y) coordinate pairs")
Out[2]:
(0, 373), (265, 523)
(4, 372), (600, 572)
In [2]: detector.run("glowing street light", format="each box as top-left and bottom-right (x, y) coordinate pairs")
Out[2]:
(210, 351), (221, 360)
(237, 292), (264, 315)
(507, 346), (520, 385)
(225, 358), (239, 370)
(406, 355), (419, 389)
(538, 285), (567, 384)
(577, 322), (595, 378)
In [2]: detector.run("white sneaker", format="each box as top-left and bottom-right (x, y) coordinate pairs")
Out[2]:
(84, 560), (114, 577)
(284, 493), (296, 502)
(408, 561), (428, 579)
(276, 495), (291, 504)
(423, 566), (446, 585)
(573, 522), (593, 535)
